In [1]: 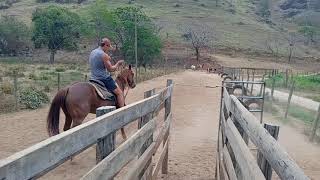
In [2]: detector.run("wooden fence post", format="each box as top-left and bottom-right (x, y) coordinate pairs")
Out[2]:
(271, 77), (275, 100)
(57, 73), (61, 91)
(96, 106), (116, 164)
(250, 69), (255, 95)
(246, 69), (249, 88)
(284, 69), (288, 88)
(162, 79), (173, 175)
(138, 88), (156, 179)
(310, 105), (320, 141)
(13, 72), (18, 111)
(285, 81), (295, 119)
(257, 124), (280, 180)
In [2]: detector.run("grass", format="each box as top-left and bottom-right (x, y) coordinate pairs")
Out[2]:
(265, 73), (320, 101)
(288, 105), (316, 125)
(268, 99), (317, 125)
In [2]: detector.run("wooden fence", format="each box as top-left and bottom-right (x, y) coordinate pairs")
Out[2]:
(216, 87), (309, 180)
(0, 79), (174, 180)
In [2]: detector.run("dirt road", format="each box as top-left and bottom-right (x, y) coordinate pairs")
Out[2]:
(252, 85), (319, 111)
(0, 71), (319, 179)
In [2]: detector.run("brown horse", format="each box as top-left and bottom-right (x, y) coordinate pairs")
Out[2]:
(47, 65), (136, 139)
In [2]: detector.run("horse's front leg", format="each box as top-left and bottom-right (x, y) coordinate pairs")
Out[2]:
(120, 128), (127, 140)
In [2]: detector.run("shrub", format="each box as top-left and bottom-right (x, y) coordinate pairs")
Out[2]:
(29, 73), (37, 80)
(55, 67), (66, 72)
(1, 80), (13, 94)
(44, 85), (50, 92)
(19, 87), (49, 109)
(0, 15), (31, 55)
(38, 66), (49, 70)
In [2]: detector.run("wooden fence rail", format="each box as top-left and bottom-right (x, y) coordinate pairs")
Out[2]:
(216, 87), (309, 180)
(0, 79), (174, 180)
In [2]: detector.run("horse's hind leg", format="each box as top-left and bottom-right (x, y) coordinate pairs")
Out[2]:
(63, 116), (72, 131)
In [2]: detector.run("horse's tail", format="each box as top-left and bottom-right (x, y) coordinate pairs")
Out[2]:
(47, 88), (69, 137)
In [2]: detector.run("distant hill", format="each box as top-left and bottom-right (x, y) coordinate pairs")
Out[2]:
(0, 0), (319, 61)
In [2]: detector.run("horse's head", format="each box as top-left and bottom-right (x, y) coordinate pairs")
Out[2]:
(119, 64), (136, 89)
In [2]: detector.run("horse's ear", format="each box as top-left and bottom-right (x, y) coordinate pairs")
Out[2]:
(129, 64), (132, 70)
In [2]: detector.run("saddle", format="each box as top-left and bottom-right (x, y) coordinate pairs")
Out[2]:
(89, 79), (116, 102)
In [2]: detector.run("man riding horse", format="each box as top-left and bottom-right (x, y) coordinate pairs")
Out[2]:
(47, 38), (135, 139)
(89, 38), (125, 108)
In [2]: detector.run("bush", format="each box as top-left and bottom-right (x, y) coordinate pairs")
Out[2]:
(1, 80), (13, 94)
(19, 87), (49, 109)
(0, 15), (31, 55)
(55, 67), (66, 72)
(29, 73), (37, 80)
(38, 66), (49, 70)
(44, 85), (50, 92)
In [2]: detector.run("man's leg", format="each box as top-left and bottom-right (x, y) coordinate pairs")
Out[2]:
(113, 86), (125, 108)
(113, 86), (127, 139)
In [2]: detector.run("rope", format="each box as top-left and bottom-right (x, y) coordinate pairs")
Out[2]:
(124, 87), (130, 99)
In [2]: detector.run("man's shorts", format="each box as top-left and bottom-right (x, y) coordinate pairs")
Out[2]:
(99, 77), (117, 92)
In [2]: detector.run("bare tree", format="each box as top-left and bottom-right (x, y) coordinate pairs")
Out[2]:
(265, 35), (280, 60)
(286, 32), (297, 63)
(182, 23), (212, 62)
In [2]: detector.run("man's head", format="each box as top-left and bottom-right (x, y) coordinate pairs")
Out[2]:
(100, 38), (113, 52)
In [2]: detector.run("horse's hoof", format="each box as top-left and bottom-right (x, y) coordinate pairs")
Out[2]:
(122, 134), (127, 141)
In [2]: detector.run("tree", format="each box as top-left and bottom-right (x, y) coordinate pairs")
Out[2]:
(182, 23), (212, 62)
(256, 0), (271, 22)
(298, 25), (319, 45)
(286, 32), (297, 63)
(32, 6), (82, 63)
(0, 15), (31, 55)
(111, 7), (162, 66)
(265, 36), (280, 60)
(86, 0), (115, 45)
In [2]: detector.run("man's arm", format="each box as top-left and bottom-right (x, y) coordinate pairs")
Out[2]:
(102, 53), (121, 72)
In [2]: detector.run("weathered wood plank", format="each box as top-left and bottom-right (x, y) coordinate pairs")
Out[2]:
(138, 89), (156, 179)
(152, 138), (169, 180)
(221, 161), (229, 180)
(223, 147), (237, 180)
(225, 118), (265, 180)
(216, 153), (220, 180)
(81, 118), (156, 180)
(310, 105), (320, 141)
(0, 85), (173, 180)
(257, 124), (280, 180)
(124, 113), (171, 180)
(218, 127), (226, 180)
(96, 106), (116, 164)
(223, 88), (232, 113)
(229, 95), (309, 180)
(125, 143), (156, 180)
(162, 79), (172, 175)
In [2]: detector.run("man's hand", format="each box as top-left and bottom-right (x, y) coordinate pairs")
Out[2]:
(117, 60), (125, 66)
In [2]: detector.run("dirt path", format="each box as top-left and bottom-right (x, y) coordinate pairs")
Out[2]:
(264, 114), (320, 180)
(0, 71), (220, 179)
(252, 85), (319, 111)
